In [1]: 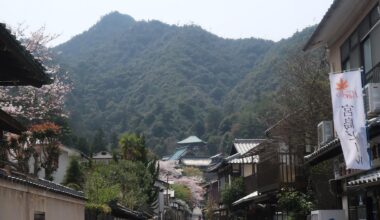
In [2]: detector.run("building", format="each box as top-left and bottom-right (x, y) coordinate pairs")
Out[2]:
(0, 169), (85, 220)
(92, 151), (113, 164)
(304, 1), (380, 219)
(32, 145), (89, 184)
(0, 23), (86, 220)
(167, 136), (211, 168)
(203, 139), (264, 219)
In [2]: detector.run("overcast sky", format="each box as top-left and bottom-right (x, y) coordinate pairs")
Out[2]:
(0, 0), (333, 46)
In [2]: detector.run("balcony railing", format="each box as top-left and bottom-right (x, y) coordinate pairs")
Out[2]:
(365, 62), (380, 84)
(244, 174), (258, 194)
(257, 152), (304, 192)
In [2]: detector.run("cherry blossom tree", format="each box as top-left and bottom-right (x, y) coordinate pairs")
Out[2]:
(159, 160), (205, 205)
(0, 25), (71, 121)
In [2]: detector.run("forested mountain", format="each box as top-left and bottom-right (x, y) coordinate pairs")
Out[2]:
(54, 11), (316, 156)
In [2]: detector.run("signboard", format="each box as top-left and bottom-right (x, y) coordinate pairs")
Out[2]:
(329, 70), (370, 170)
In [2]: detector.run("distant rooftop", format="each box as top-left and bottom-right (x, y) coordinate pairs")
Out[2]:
(169, 147), (188, 160)
(177, 136), (206, 145)
(0, 169), (85, 200)
(93, 151), (113, 159)
(231, 139), (265, 156)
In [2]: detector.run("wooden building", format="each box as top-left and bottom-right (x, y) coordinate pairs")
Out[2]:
(304, 1), (380, 219)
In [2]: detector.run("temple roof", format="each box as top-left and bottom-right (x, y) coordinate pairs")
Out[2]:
(177, 136), (206, 145)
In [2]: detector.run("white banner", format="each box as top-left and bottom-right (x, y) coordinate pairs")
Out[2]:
(329, 70), (370, 170)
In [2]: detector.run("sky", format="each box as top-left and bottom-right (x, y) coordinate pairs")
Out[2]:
(0, 0), (333, 46)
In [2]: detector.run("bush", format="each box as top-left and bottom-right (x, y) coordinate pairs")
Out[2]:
(171, 183), (192, 205)
(182, 167), (202, 177)
(221, 177), (245, 210)
(277, 188), (314, 217)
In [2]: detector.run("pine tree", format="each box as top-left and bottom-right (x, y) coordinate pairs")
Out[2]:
(63, 157), (84, 189)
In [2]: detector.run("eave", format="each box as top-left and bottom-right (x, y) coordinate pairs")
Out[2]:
(0, 23), (52, 87)
(0, 109), (26, 134)
(304, 0), (376, 51)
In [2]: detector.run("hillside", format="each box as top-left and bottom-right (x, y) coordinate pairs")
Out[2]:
(54, 12), (315, 155)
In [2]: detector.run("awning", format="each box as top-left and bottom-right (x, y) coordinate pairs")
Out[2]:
(232, 191), (259, 206)
(228, 155), (259, 164)
(347, 169), (380, 187)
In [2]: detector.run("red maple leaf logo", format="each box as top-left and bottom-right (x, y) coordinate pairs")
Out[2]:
(336, 78), (349, 91)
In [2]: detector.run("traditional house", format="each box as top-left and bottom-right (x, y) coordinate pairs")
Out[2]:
(226, 115), (310, 219)
(32, 145), (89, 184)
(203, 139), (263, 219)
(92, 151), (113, 164)
(304, 1), (380, 219)
(0, 23), (86, 220)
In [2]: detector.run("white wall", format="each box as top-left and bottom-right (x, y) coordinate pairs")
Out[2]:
(0, 178), (85, 220)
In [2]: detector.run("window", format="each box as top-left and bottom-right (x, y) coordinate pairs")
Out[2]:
(363, 37), (373, 73)
(340, 3), (380, 80)
(34, 212), (45, 220)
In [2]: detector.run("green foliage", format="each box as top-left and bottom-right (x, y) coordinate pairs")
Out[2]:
(277, 188), (314, 217)
(85, 171), (120, 205)
(85, 203), (112, 214)
(221, 177), (245, 210)
(119, 132), (147, 162)
(54, 12), (318, 155)
(63, 157), (84, 188)
(84, 160), (156, 211)
(182, 167), (202, 177)
(171, 184), (192, 205)
(91, 128), (106, 153)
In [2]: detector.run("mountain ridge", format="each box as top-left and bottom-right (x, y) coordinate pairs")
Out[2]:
(54, 12), (315, 155)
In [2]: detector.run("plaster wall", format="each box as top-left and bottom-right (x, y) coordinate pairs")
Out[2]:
(0, 179), (85, 220)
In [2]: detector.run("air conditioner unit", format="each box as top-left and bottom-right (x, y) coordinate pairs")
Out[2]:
(310, 210), (345, 220)
(364, 83), (380, 117)
(318, 121), (334, 147)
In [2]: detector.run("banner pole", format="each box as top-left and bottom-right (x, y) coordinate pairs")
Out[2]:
(329, 67), (363, 75)
(361, 67), (372, 167)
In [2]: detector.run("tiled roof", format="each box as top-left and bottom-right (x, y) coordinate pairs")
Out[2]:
(305, 117), (380, 164)
(181, 158), (211, 167)
(169, 147), (188, 160)
(304, 138), (340, 162)
(205, 161), (224, 173)
(0, 23), (51, 87)
(233, 191), (259, 206)
(177, 136), (206, 144)
(210, 153), (223, 159)
(233, 139), (264, 155)
(0, 169), (85, 200)
(228, 155), (259, 164)
(93, 151), (113, 159)
(347, 169), (380, 187)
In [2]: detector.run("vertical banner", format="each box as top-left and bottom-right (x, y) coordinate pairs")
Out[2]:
(329, 70), (370, 170)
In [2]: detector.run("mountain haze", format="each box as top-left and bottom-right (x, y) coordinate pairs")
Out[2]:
(54, 12), (315, 155)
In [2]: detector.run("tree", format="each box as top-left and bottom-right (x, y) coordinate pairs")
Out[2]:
(171, 184), (192, 205)
(159, 160), (205, 205)
(277, 188), (314, 219)
(221, 177), (245, 211)
(85, 170), (120, 211)
(0, 26), (71, 122)
(85, 160), (155, 211)
(118, 132), (147, 162)
(63, 157), (84, 189)
(30, 122), (61, 180)
(91, 128), (106, 153)
(272, 49), (331, 150)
